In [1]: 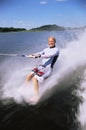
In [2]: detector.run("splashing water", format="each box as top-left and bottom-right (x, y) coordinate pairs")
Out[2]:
(77, 69), (86, 130)
(0, 30), (86, 105)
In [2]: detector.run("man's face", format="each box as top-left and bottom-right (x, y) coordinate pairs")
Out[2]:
(48, 38), (55, 48)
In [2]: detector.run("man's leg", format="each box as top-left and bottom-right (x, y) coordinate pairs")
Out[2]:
(25, 73), (34, 84)
(32, 76), (39, 97)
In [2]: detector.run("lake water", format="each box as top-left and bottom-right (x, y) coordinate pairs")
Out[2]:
(0, 30), (86, 130)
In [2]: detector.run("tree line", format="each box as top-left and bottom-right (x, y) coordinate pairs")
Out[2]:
(0, 27), (26, 32)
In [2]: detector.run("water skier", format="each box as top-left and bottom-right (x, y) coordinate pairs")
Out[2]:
(26, 37), (59, 99)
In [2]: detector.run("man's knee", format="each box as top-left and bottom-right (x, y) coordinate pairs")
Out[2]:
(26, 73), (34, 81)
(32, 76), (37, 80)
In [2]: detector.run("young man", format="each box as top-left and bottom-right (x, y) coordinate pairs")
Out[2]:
(26, 37), (59, 98)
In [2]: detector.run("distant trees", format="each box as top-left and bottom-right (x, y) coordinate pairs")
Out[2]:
(0, 27), (26, 32)
(1, 25), (85, 32)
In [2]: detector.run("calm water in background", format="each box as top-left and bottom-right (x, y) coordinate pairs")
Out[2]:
(0, 30), (79, 54)
(0, 30), (86, 130)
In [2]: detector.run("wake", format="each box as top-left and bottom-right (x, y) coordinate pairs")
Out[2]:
(0, 30), (86, 105)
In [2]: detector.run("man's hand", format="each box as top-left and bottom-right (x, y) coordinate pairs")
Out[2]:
(34, 54), (41, 58)
(27, 54), (41, 58)
(28, 54), (35, 58)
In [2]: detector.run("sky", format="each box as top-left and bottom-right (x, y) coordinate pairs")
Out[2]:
(0, 0), (86, 29)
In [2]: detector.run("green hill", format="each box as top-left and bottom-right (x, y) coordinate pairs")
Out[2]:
(29, 24), (65, 31)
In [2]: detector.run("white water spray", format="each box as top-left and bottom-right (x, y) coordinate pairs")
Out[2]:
(0, 30), (86, 105)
